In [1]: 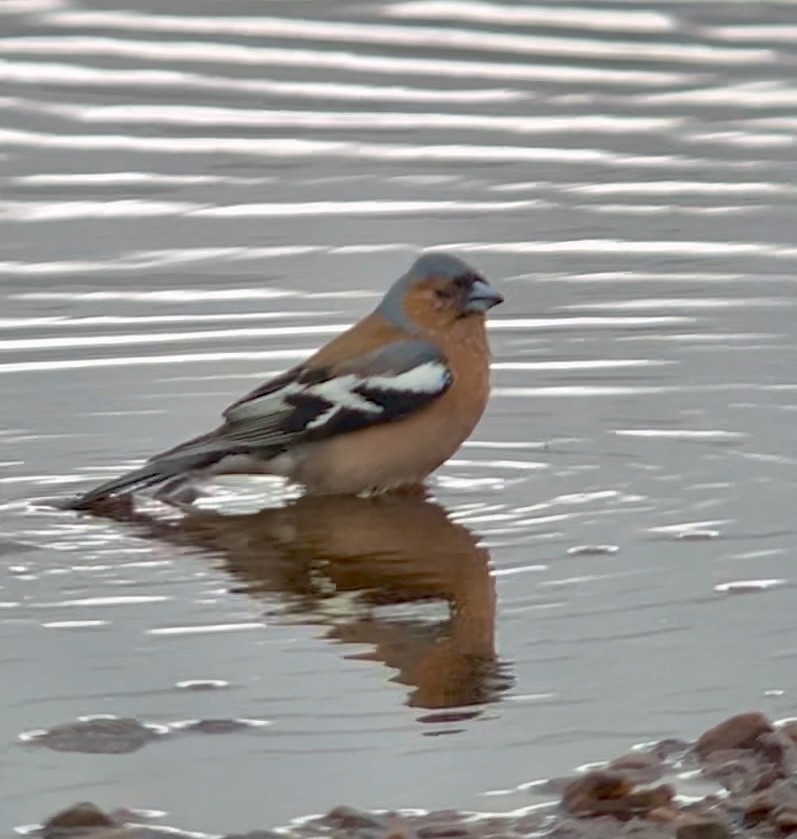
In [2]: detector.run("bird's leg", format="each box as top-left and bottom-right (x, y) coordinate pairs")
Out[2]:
(151, 475), (204, 509)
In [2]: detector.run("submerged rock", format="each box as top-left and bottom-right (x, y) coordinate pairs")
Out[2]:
(24, 717), (162, 754)
(43, 803), (116, 837)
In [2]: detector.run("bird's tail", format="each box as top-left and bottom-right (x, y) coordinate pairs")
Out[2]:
(67, 451), (216, 511)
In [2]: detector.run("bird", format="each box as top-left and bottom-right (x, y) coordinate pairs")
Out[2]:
(67, 251), (503, 510)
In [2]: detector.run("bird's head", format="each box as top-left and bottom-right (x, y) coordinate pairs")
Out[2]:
(378, 252), (503, 334)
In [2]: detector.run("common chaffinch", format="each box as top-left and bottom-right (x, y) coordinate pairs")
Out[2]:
(69, 251), (503, 509)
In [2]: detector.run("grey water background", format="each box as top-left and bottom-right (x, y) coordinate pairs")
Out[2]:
(2, 0), (797, 832)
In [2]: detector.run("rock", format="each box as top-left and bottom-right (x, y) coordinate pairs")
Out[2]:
(757, 730), (797, 778)
(320, 806), (389, 831)
(774, 806), (797, 832)
(676, 821), (730, 839)
(695, 712), (774, 760)
(416, 826), (472, 839)
(772, 806), (797, 833)
(376, 818), (418, 839)
(700, 749), (762, 795)
(43, 803), (117, 836)
(650, 739), (691, 762)
(27, 717), (161, 754)
(647, 806), (682, 823)
(562, 771), (633, 814)
(181, 719), (252, 734)
(222, 832), (285, 839)
(561, 770), (673, 819)
(739, 779), (797, 826)
(608, 752), (664, 784)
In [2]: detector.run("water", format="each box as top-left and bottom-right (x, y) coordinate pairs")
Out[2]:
(2, 0), (797, 832)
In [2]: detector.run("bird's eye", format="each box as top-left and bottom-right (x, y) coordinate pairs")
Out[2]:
(435, 288), (452, 300)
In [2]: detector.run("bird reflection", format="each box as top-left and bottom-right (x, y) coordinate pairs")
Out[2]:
(98, 491), (512, 719)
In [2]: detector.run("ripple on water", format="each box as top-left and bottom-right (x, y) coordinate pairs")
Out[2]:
(2, 0), (797, 832)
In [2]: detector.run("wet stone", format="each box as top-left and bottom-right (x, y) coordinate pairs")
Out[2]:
(416, 825), (472, 839)
(608, 752), (665, 784)
(695, 712), (774, 760)
(511, 812), (548, 834)
(26, 718), (162, 754)
(179, 719), (254, 734)
(774, 806), (797, 832)
(373, 819), (419, 839)
(413, 812), (465, 826)
(561, 771), (674, 820)
(222, 832), (286, 839)
(676, 821), (730, 839)
(649, 739), (691, 762)
(780, 720), (797, 745)
(739, 779), (797, 824)
(756, 731), (797, 777)
(320, 807), (389, 831)
(562, 771), (633, 815)
(700, 750), (763, 794)
(43, 803), (116, 837)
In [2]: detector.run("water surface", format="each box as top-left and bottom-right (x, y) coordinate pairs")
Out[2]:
(2, 0), (797, 833)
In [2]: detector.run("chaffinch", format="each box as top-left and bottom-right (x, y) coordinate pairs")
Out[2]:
(68, 251), (503, 509)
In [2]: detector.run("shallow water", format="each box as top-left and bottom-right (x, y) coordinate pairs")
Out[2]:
(2, 0), (797, 833)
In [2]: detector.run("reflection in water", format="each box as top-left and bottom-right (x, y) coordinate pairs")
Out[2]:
(101, 492), (511, 718)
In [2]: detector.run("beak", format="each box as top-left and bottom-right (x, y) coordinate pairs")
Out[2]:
(464, 278), (504, 313)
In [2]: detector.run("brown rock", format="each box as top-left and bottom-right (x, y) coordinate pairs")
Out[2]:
(757, 731), (797, 778)
(43, 803), (116, 836)
(608, 752), (664, 784)
(562, 771), (632, 814)
(738, 780), (797, 828)
(779, 720), (797, 745)
(626, 786), (675, 811)
(561, 770), (674, 820)
(695, 712), (774, 760)
(320, 806), (388, 831)
(774, 806), (797, 832)
(647, 806), (681, 823)
(416, 826), (471, 839)
(700, 750), (763, 795)
(222, 832), (285, 839)
(650, 739), (691, 761)
(676, 821), (730, 839)
(742, 792), (777, 825)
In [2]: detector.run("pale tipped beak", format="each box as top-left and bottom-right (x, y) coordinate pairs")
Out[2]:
(465, 278), (504, 313)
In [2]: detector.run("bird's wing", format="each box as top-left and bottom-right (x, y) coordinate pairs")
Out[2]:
(167, 339), (453, 460)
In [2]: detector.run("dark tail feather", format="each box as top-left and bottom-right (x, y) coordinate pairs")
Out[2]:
(67, 453), (212, 511)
